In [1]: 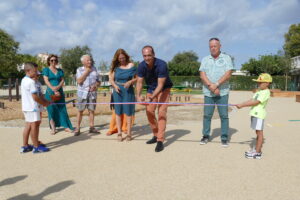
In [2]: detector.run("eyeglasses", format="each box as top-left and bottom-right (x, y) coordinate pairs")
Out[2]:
(50, 59), (57, 62)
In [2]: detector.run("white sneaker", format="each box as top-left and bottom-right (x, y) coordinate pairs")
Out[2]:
(245, 148), (255, 155)
(245, 151), (262, 159)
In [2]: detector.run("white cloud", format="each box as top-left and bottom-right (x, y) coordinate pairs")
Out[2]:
(0, 0), (299, 67)
(83, 2), (97, 12)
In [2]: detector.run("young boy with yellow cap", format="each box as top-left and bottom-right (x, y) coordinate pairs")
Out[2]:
(236, 73), (272, 159)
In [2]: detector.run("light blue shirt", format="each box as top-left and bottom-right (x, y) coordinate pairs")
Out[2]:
(199, 53), (234, 97)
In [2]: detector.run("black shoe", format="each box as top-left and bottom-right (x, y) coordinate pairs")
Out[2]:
(200, 136), (209, 145)
(155, 141), (164, 152)
(146, 136), (157, 144)
(221, 140), (229, 147)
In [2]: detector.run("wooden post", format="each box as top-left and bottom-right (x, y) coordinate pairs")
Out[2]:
(8, 78), (12, 102)
(16, 78), (19, 101)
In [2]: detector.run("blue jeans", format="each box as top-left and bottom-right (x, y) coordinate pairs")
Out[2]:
(202, 95), (229, 140)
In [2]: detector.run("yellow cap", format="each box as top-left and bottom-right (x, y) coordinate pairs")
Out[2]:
(252, 73), (272, 83)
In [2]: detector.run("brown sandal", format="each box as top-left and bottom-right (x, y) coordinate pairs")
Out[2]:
(50, 129), (56, 135)
(117, 133), (123, 142)
(74, 128), (80, 136)
(126, 135), (132, 141)
(89, 127), (100, 134)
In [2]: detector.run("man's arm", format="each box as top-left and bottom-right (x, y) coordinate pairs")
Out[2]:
(200, 70), (232, 93)
(200, 71), (213, 87)
(77, 68), (92, 85)
(148, 77), (166, 101)
(215, 70), (233, 88)
(200, 71), (218, 94)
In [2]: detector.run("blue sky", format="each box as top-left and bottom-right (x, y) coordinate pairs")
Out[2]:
(1, 0), (299, 69)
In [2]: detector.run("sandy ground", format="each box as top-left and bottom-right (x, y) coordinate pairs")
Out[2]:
(0, 91), (300, 200)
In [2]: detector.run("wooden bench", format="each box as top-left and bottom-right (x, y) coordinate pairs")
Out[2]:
(169, 95), (191, 102)
(271, 91), (300, 97)
(296, 95), (300, 103)
(65, 98), (76, 107)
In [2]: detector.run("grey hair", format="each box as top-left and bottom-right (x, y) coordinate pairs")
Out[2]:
(80, 54), (91, 62)
(24, 62), (38, 72)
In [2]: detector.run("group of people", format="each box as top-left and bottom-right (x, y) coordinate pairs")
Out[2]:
(20, 38), (271, 158)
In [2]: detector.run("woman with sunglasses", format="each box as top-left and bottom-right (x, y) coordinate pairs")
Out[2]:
(42, 54), (74, 134)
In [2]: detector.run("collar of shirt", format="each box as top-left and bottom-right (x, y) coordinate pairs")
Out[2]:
(208, 52), (225, 60)
(141, 58), (159, 69)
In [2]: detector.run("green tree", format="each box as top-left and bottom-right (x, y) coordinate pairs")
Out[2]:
(241, 54), (288, 76)
(0, 29), (20, 78)
(168, 51), (200, 76)
(284, 23), (300, 57)
(60, 45), (92, 75)
(17, 54), (44, 69)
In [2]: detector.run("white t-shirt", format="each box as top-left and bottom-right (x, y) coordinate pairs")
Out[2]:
(21, 76), (39, 112)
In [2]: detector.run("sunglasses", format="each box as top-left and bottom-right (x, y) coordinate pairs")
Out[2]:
(50, 59), (57, 62)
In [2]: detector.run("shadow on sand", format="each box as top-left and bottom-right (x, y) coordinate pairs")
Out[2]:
(7, 180), (75, 200)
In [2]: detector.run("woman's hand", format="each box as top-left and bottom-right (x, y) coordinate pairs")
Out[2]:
(124, 80), (132, 89)
(114, 85), (121, 93)
(51, 86), (57, 92)
(54, 91), (60, 96)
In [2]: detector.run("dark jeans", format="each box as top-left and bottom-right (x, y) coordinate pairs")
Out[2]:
(202, 95), (229, 140)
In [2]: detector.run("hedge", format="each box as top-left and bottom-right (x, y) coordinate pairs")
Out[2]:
(170, 76), (292, 91)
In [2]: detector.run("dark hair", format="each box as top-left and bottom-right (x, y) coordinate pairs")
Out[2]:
(110, 49), (131, 73)
(209, 37), (220, 42)
(47, 54), (59, 66)
(142, 45), (155, 54)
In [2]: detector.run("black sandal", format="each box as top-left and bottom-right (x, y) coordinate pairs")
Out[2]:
(74, 128), (81, 136)
(89, 127), (100, 134)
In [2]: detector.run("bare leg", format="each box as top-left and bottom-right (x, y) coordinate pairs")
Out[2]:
(76, 111), (83, 130)
(30, 122), (40, 147)
(255, 130), (264, 153)
(116, 114), (122, 141)
(22, 122), (31, 146)
(125, 115), (132, 141)
(89, 110), (95, 128)
(37, 120), (41, 140)
(50, 119), (56, 134)
(126, 115), (132, 137)
(116, 114), (122, 135)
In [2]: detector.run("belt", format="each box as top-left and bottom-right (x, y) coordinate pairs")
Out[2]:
(115, 81), (126, 86)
